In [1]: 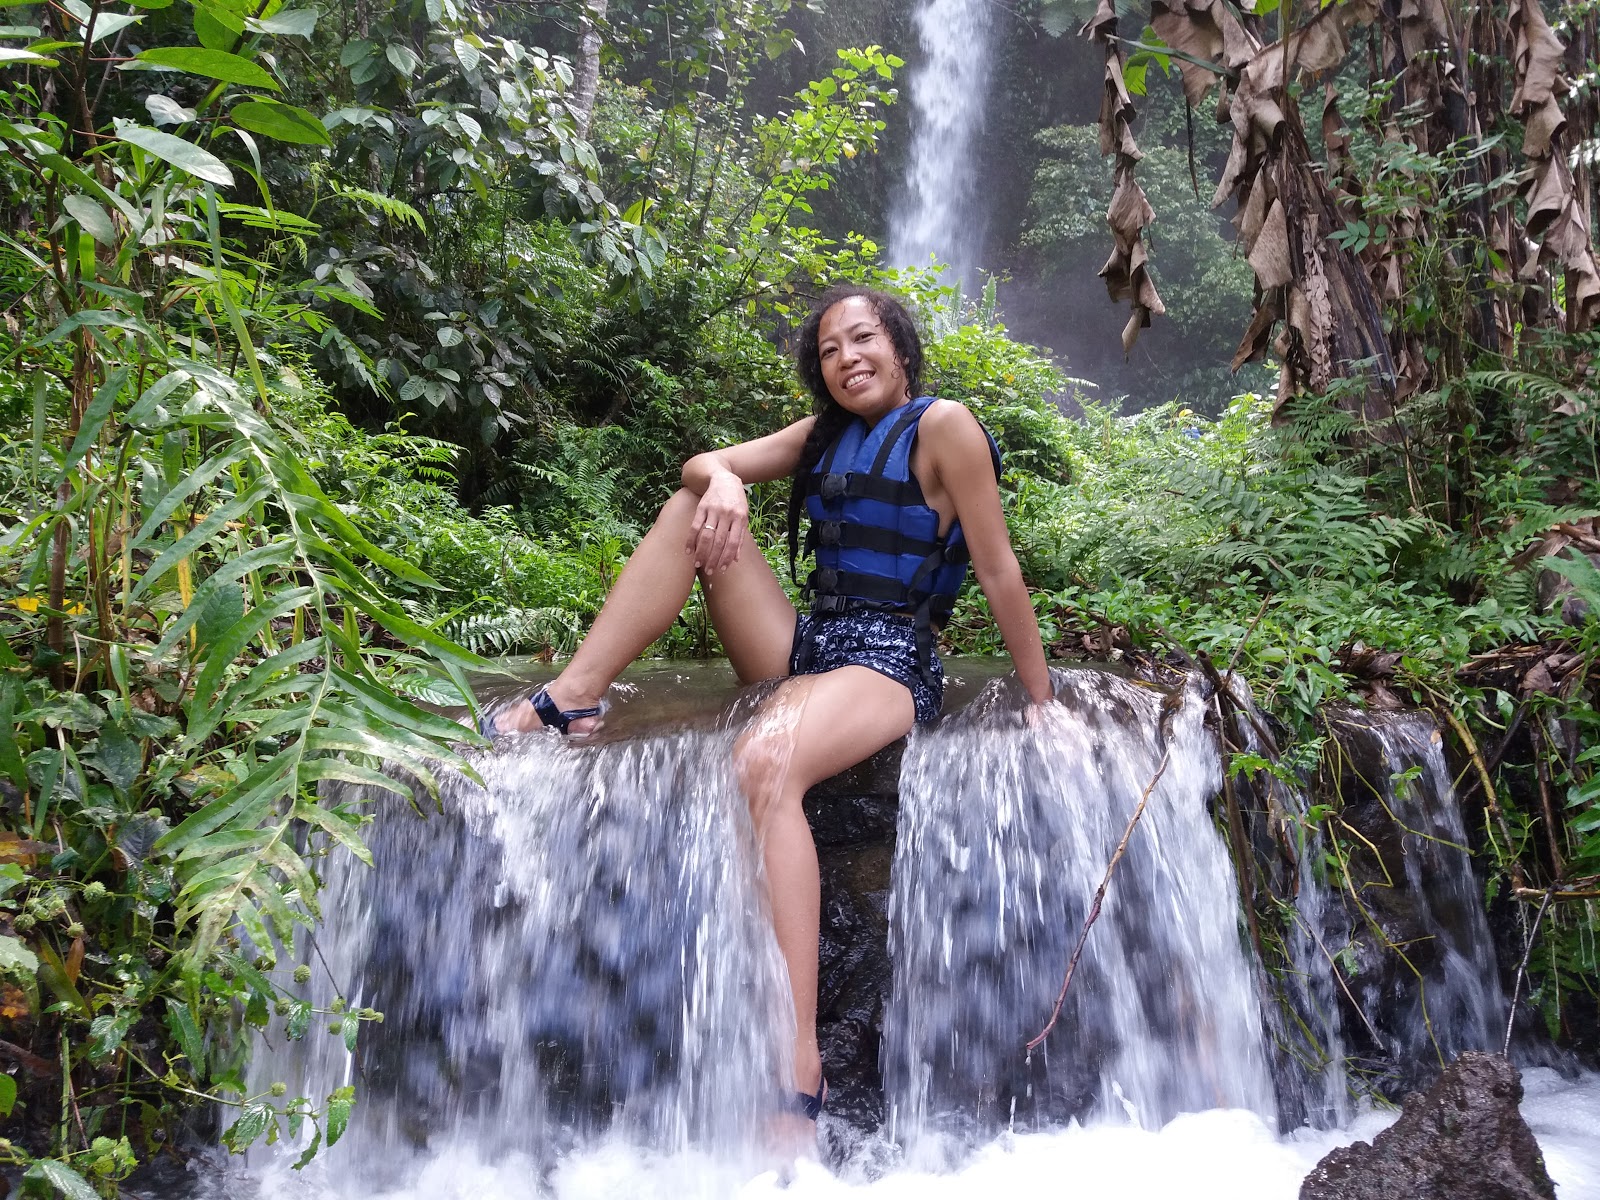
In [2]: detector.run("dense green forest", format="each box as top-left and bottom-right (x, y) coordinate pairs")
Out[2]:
(0, 0), (1597, 1191)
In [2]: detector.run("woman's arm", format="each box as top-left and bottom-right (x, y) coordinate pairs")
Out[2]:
(679, 415), (815, 573)
(921, 401), (1055, 706)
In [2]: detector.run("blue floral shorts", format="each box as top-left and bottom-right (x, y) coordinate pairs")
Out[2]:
(788, 610), (945, 724)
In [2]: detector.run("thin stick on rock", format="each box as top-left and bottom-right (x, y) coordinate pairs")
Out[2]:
(1027, 748), (1172, 1052)
(1504, 885), (1555, 1057)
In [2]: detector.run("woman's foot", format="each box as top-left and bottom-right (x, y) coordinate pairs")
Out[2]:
(483, 680), (607, 737)
(765, 1075), (825, 1167)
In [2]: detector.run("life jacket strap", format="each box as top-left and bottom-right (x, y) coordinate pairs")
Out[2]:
(806, 568), (912, 607)
(804, 520), (943, 558)
(805, 470), (925, 506)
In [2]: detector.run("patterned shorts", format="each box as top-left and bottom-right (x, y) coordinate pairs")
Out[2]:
(788, 609), (945, 724)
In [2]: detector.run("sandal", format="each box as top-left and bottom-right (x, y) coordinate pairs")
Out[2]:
(477, 685), (606, 738)
(791, 1079), (827, 1121)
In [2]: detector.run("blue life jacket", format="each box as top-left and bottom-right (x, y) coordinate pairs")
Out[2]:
(802, 396), (1002, 680)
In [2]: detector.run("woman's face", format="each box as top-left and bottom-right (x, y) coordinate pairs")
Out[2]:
(815, 296), (910, 421)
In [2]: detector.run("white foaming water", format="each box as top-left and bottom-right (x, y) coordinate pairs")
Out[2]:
(889, 0), (994, 292)
(231, 1074), (1600, 1200)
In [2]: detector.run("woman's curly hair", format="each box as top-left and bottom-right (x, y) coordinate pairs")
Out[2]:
(786, 286), (925, 581)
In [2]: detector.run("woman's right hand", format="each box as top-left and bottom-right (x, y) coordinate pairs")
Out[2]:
(685, 469), (749, 573)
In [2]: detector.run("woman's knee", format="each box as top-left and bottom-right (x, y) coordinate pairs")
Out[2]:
(655, 487), (699, 528)
(733, 726), (804, 826)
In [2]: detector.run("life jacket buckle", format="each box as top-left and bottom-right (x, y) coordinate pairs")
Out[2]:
(813, 567), (840, 592)
(819, 472), (850, 501)
(817, 521), (842, 547)
(811, 593), (849, 614)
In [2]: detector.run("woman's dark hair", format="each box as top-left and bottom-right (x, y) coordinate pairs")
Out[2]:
(785, 286), (925, 581)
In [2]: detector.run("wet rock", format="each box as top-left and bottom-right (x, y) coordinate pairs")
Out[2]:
(811, 806), (897, 1127)
(1299, 1052), (1555, 1200)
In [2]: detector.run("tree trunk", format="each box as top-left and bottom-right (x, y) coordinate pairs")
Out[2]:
(572, 0), (606, 142)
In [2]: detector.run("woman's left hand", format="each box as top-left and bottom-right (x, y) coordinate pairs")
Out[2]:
(686, 468), (750, 573)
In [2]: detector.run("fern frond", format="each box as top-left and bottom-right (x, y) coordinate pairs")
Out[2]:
(330, 182), (428, 233)
(442, 606), (582, 656)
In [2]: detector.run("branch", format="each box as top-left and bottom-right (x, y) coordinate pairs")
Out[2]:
(1026, 746), (1171, 1051)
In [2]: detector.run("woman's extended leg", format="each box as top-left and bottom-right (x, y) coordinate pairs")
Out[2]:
(733, 667), (917, 1102)
(495, 487), (796, 733)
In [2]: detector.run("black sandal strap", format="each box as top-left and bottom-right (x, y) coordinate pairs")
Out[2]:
(792, 1082), (825, 1120)
(530, 686), (603, 734)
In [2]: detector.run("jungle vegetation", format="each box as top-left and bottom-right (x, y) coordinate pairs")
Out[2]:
(0, 0), (1595, 1192)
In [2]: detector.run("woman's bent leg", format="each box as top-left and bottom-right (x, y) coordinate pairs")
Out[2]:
(734, 667), (917, 1102)
(496, 488), (796, 733)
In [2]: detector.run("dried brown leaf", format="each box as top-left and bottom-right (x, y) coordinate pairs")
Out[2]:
(1248, 199), (1294, 287)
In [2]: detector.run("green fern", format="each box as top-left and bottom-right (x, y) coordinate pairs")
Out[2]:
(443, 606), (582, 656)
(330, 181), (428, 233)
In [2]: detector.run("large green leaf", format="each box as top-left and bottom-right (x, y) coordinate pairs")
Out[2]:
(22, 1161), (100, 1200)
(192, 1), (243, 51)
(112, 119), (234, 186)
(62, 194), (115, 242)
(0, 46), (57, 65)
(248, 7), (317, 36)
(231, 99), (330, 146)
(136, 46), (279, 90)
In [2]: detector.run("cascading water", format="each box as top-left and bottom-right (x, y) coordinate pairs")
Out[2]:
(1278, 803), (1352, 1127)
(222, 670), (1600, 1200)
(884, 670), (1275, 1141)
(248, 725), (794, 1194)
(1218, 678), (1350, 1130)
(1335, 712), (1508, 1074)
(888, 0), (995, 294)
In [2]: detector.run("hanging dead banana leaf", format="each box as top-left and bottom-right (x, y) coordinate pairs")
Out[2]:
(1509, 0), (1600, 331)
(1083, 0), (1165, 353)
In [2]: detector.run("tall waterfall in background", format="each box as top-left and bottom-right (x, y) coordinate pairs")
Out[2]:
(889, 0), (996, 295)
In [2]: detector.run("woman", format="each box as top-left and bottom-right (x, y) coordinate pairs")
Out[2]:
(485, 284), (1055, 1135)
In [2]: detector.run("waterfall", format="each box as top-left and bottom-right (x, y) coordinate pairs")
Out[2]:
(889, 0), (995, 294)
(249, 729), (793, 1191)
(1335, 712), (1508, 1077)
(883, 670), (1276, 1140)
(220, 672), (1600, 1200)
(1219, 677), (1350, 1130)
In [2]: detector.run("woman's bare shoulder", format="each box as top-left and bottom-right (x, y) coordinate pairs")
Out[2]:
(918, 397), (987, 447)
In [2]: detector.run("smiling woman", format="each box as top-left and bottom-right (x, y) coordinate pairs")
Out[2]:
(482, 283), (1056, 1153)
